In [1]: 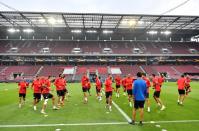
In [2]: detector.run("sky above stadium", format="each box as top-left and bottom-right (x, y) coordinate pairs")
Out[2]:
(0, 0), (198, 16)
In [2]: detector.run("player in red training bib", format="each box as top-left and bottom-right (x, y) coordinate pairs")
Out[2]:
(41, 76), (58, 114)
(142, 73), (151, 112)
(31, 76), (42, 111)
(177, 74), (186, 105)
(95, 75), (102, 101)
(152, 74), (166, 111)
(185, 74), (191, 96)
(18, 77), (29, 108)
(126, 74), (134, 107)
(115, 75), (121, 98)
(105, 74), (113, 111)
(81, 73), (89, 104)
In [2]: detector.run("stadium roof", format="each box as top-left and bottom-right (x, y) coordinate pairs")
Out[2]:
(0, 11), (199, 30)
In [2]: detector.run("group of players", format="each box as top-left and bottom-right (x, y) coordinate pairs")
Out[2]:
(17, 72), (192, 116)
(18, 74), (69, 114)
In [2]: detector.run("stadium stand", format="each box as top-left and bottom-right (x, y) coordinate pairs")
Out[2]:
(1, 41), (198, 54)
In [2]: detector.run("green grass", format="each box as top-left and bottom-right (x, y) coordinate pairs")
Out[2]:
(0, 82), (199, 131)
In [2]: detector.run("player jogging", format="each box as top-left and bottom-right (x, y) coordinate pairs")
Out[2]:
(121, 76), (127, 96)
(142, 73), (151, 112)
(115, 75), (121, 98)
(54, 74), (65, 107)
(126, 74), (134, 107)
(18, 77), (29, 108)
(177, 74), (186, 105)
(31, 76), (42, 111)
(87, 80), (91, 96)
(185, 74), (191, 96)
(152, 74), (166, 111)
(105, 74), (113, 111)
(95, 75), (102, 101)
(81, 73), (89, 104)
(41, 76), (58, 114)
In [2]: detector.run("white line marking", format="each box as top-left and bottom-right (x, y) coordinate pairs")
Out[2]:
(0, 120), (199, 128)
(102, 91), (131, 122)
(0, 122), (127, 128)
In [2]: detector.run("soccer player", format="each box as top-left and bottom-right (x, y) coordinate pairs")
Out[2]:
(177, 74), (186, 105)
(95, 75), (102, 101)
(126, 74), (134, 107)
(54, 74), (65, 107)
(130, 72), (147, 126)
(18, 77), (29, 108)
(152, 74), (166, 111)
(158, 74), (165, 88)
(41, 76), (58, 114)
(62, 75), (69, 101)
(31, 76), (42, 111)
(87, 80), (92, 96)
(142, 73), (151, 112)
(185, 74), (191, 96)
(121, 76), (127, 96)
(105, 74), (113, 111)
(81, 73), (89, 104)
(115, 75), (121, 98)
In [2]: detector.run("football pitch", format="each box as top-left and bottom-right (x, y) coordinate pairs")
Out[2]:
(0, 82), (199, 131)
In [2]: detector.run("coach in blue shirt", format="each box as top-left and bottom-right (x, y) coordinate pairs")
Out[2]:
(130, 72), (147, 126)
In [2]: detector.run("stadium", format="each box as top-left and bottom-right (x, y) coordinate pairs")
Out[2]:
(0, 0), (199, 131)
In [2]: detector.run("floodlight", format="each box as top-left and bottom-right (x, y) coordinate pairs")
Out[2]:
(86, 30), (97, 33)
(147, 30), (158, 35)
(71, 30), (82, 33)
(161, 31), (171, 35)
(128, 20), (136, 26)
(48, 17), (56, 25)
(23, 28), (34, 33)
(39, 19), (45, 23)
(7, 28), (20, 33)
(103, 30), (113, 34)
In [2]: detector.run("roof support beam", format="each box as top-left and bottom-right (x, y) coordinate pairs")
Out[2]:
(175, 17), (199, 29)
(0, 13), (21, 27)
(163, 17), (181, 30)
(146, 16), (162, 30)
(62, 14), (70, 30)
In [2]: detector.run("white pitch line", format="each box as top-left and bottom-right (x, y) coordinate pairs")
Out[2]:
(1, 120), (199, 128)
(0, 122), (127, 128)
(102, 90), (131, 122)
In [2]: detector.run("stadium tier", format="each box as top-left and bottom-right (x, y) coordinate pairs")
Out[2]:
(0, 40), (199, 54)
(0, 65), (198, 81)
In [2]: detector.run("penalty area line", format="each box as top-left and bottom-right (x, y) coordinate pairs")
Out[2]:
(102, 90), (132, 123)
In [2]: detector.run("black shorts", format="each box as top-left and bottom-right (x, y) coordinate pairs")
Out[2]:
(153, 91), (160, 98)
(105, 91), (112, 98)
(127, 89), (133, 95)
(82, 88), (88, 92)
(19, 93), (26, 98)
(146, 93), (149, 98)
(134, 100), (145, 109)
(43, 93), (53, 99)
(96, 87), (101, 93)
(33, 93), (41, 100)
(63, 88), (68, 93)
(116, 85), (120, 88)
(178, 89), (185, 95)
(57, 90), (65, 97)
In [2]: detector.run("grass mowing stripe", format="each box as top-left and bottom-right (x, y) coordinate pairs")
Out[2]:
(1, 120), (199, 128)
(102, 90), (131, 122)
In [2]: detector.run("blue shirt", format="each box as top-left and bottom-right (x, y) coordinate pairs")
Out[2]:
(133, 78), (147, 101)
